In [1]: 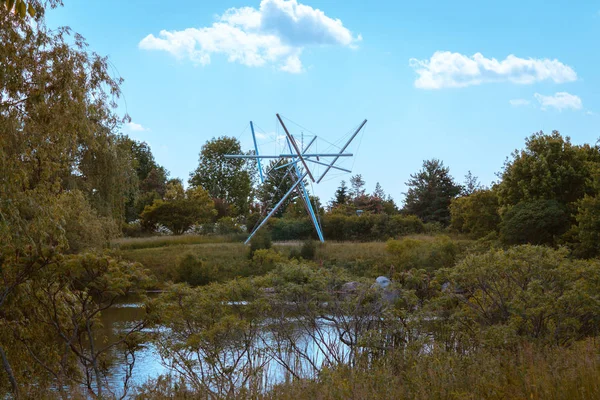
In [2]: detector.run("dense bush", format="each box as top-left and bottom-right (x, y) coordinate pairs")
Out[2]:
(385, 235), (458, 272)
(439, 246), (600, 345)
(322, 214), (424, 241)
(450, 189), (500, 238)
(248, 229), (272, 258)
(177, 254), (216, 286)
(574, 195), (600, 257)
(270, 218), (314, 241)
(58, 190), (119, 253)
(500, 200), (570, 245)
(215, 217), (243, 235)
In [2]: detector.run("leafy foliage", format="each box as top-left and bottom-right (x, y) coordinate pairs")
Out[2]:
(500, 199), (570, 245)
(141, 184), (216, 235)
(386, 236), (458, 272)
(450, 189), (500, 238)
(439, 246), (600, 345)
(497, 131), (597, 207)
(188, 136), (252, 216)
(404, 159), (462, 225)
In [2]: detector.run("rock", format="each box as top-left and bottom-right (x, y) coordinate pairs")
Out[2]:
(341, 281), (360, 293)
(372, 276), (399, 303)
(373, 276), (391, 290)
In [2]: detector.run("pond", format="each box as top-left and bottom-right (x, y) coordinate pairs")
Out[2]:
(99, 295), (356, 397)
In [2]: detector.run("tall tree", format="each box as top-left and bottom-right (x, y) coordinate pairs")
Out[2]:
(0, 2), (128, 395)
(189, 136), (252, 216)
(373, 182), (385, 199)
(462, 171), (482, 195)
(330, 180), (349, 208)
(404, 159), (462, 225)
(257, 159), (298, 218)
(497, 131), (596, 208)
(141, 184), (216, 235)
(349, 174), (366, 199)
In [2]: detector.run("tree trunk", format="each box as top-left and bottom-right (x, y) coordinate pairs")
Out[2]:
(0, 345), (19, 398)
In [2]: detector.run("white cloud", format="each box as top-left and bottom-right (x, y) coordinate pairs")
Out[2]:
(534, 92), (582, 111)
(509, 99), (530, 107)
(125, 122), (148, 132)
(409, 51), (577, 89)
(139, 0), (360, 72)
(254, 132), (268, 139)
(586, 110), (596, 116)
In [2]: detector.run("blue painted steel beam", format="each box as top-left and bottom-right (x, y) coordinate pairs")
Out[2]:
(317, 119), (367, 183)
(286, 139), (325, 242)
(244, 172), (307, 244)
(224, 153), (353, 159)
(304, 158), (351, 173)
(249, 121), (264, 184)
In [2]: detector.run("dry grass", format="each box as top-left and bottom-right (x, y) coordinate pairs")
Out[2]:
(111, 234), (245, 250)
(265, 339), (600, 400)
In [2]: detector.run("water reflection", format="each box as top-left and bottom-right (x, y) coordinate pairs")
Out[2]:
(99, 295), (166, 396)
(100, 296), (354, 397)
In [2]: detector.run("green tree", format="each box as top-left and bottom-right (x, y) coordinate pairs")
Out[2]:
(188, 136), (252, 216)
(330, 180), (349, 208)
(450, 189), (500, 238)
(497, 131), (596, 208)
(573, 195), (600, 257)
(500, 200), (570, 246)
(349, 174), (366, 199)
(1, 2), (126, 394)
(65, 132), (138, 222)
(141, 185), (216, 235)
(57, 190), (119, 253)
(257, 159), (298, 218)
(119, 138), (168, 221)
(403, 159), (462, 225)
(462, 170), (482, 195)
(439, 246), (600, 344)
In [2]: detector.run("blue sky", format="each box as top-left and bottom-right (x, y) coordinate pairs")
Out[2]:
(47, 1), (600, 204)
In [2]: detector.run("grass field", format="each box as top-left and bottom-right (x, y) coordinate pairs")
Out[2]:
(113, 233), (473, 286)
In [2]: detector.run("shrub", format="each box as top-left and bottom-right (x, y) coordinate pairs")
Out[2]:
(300, 240), (317, 260)
(249, 229), (272, 258)
(321, 214), (424, 241)
(177, 254), (216, 286)
(450, 189), (500, 238)
(251, 249), (284, 275)
(270, 218), (314, 241)
(439, 246), (600, 344)
(58, 190), (119, 253)
(122, 220), (144, 237)
(500, 200), (570, 245)
(215, 217), (243, 235)
(386, 235), (458, 272)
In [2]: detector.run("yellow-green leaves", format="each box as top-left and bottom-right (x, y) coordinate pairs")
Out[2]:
(3, 0), (35, 18)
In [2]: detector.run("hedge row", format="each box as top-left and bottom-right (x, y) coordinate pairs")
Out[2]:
(266, 214), (425, 241)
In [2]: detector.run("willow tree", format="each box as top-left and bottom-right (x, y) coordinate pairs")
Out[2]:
(0, 2), (133, 395)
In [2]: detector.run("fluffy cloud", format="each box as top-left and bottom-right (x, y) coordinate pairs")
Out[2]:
(139, 0), (360, 73)
(509, 99), (530, 107)
(409, 51), (577, 89)
(534, 92), (583, 111)
(125, 122), (148, 132)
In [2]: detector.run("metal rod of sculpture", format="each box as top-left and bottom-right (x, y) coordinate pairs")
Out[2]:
(317, 118), (368, 183)
(224, 115), (367, 244)
(285, 136), (324, 242)
(250, 121), (264, 184)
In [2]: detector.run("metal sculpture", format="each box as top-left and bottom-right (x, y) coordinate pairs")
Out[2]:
(225, 114), (367, 244)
